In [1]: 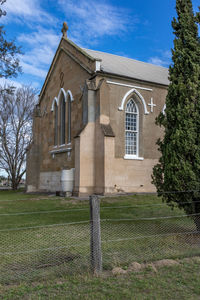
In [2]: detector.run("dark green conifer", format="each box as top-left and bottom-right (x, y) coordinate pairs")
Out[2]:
(152, 0), (200, 229)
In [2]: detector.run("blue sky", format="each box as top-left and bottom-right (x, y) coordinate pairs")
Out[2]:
(1, 0), (200, 91)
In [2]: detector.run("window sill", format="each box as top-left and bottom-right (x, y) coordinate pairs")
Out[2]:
(49, 144), (72, 155)
(50, 148), (72, 155)
(124, 155), (144, 161)
(52, 143), (71, 149)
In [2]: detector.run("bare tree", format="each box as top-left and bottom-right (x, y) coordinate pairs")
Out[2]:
(0, 85), (37, 189)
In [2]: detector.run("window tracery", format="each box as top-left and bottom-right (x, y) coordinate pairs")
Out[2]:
(125, 99), (139, 156)
(51, 88), (74, 149)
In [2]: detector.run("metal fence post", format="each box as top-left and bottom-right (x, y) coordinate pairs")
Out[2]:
(90, 194), (102, 274)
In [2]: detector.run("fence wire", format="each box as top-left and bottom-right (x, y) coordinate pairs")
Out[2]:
(0, 221), (91, 283)
(1, 197), (200, 283)
(100, 214), (200, 269)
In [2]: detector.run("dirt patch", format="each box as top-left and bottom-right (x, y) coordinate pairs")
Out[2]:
(113, 259), (180, 275)
(190, 256), (200, 263)
(112, 267), (127, 275)
(128, 262), (144, 272)
(153, 259), (179, 268)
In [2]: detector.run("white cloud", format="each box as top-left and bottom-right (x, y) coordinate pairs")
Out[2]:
(162, 50), (171, 60)
(148, 50), (171, 67)
(4, 0), (38, 17)
(20, 61), (47, 79)
(18, 28), (60, 68)
(17, 27), (60, 79)
(18, 28), (60, 49)
(58, 0), (136, 45)
(18, 47), (53, 79)
(148, 57), (167, 66)
(21, 46), (55, 67)
(0, 1), (60, 82)
(1, 0), (137, 83)
(3, 0), (56, 24)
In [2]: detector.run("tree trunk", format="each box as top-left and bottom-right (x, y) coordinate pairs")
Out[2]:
(11, 179), (18, 190)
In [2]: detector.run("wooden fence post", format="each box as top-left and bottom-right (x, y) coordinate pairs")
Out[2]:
(90, 194), (102, 274)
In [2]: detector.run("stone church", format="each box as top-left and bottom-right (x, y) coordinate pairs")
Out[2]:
(26, 22), (169, 196)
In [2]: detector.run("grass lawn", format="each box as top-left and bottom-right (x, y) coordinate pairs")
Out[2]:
(1, 258), (200, 300)
(0, 190), (200, 286)
(0, 190), (190, 228)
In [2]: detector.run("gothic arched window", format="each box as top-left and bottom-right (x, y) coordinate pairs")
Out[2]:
(51, 89), (74, 151)
(125, 99), (139, 156)
(60, 95), (66, 145)
(54, 102), (58, 146)
(67, 96), (71, 144)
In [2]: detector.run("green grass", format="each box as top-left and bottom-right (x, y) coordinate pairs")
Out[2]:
(1, 259), (200, 300)
(0, 190), (200, 284)
(0, 191), (186, 229)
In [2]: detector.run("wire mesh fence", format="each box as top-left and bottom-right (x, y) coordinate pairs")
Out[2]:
(1, 193), (200, 283)
(0, 221), (91, 283)
(100, 215), (200, 270)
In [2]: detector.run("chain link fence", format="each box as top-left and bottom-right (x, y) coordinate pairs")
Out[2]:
(1, 194), (200, 283)
(0, 221), (91, 283)
(100, 215), (200, 270)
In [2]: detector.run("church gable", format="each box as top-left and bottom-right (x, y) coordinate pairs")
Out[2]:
(39, 28), (101, 102)
(32, 39), (95, 188)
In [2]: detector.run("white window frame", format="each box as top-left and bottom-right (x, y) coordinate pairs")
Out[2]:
(124, 99), (144, 160)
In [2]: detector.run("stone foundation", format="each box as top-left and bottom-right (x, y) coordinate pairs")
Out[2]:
(39, 171), (62, 192)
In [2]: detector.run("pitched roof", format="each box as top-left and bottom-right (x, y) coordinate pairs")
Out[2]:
(83, 48), (169, 86)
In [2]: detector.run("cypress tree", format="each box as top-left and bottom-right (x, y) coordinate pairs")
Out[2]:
(152, 0), (200, 229)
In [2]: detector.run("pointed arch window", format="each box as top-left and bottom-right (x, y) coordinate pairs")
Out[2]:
(50, 89), (74, 156)
(54, 102), (58, 146)
(125, 99), (139, 156)
(67, 95), (71, 144)
(60, 95), (66, 145)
